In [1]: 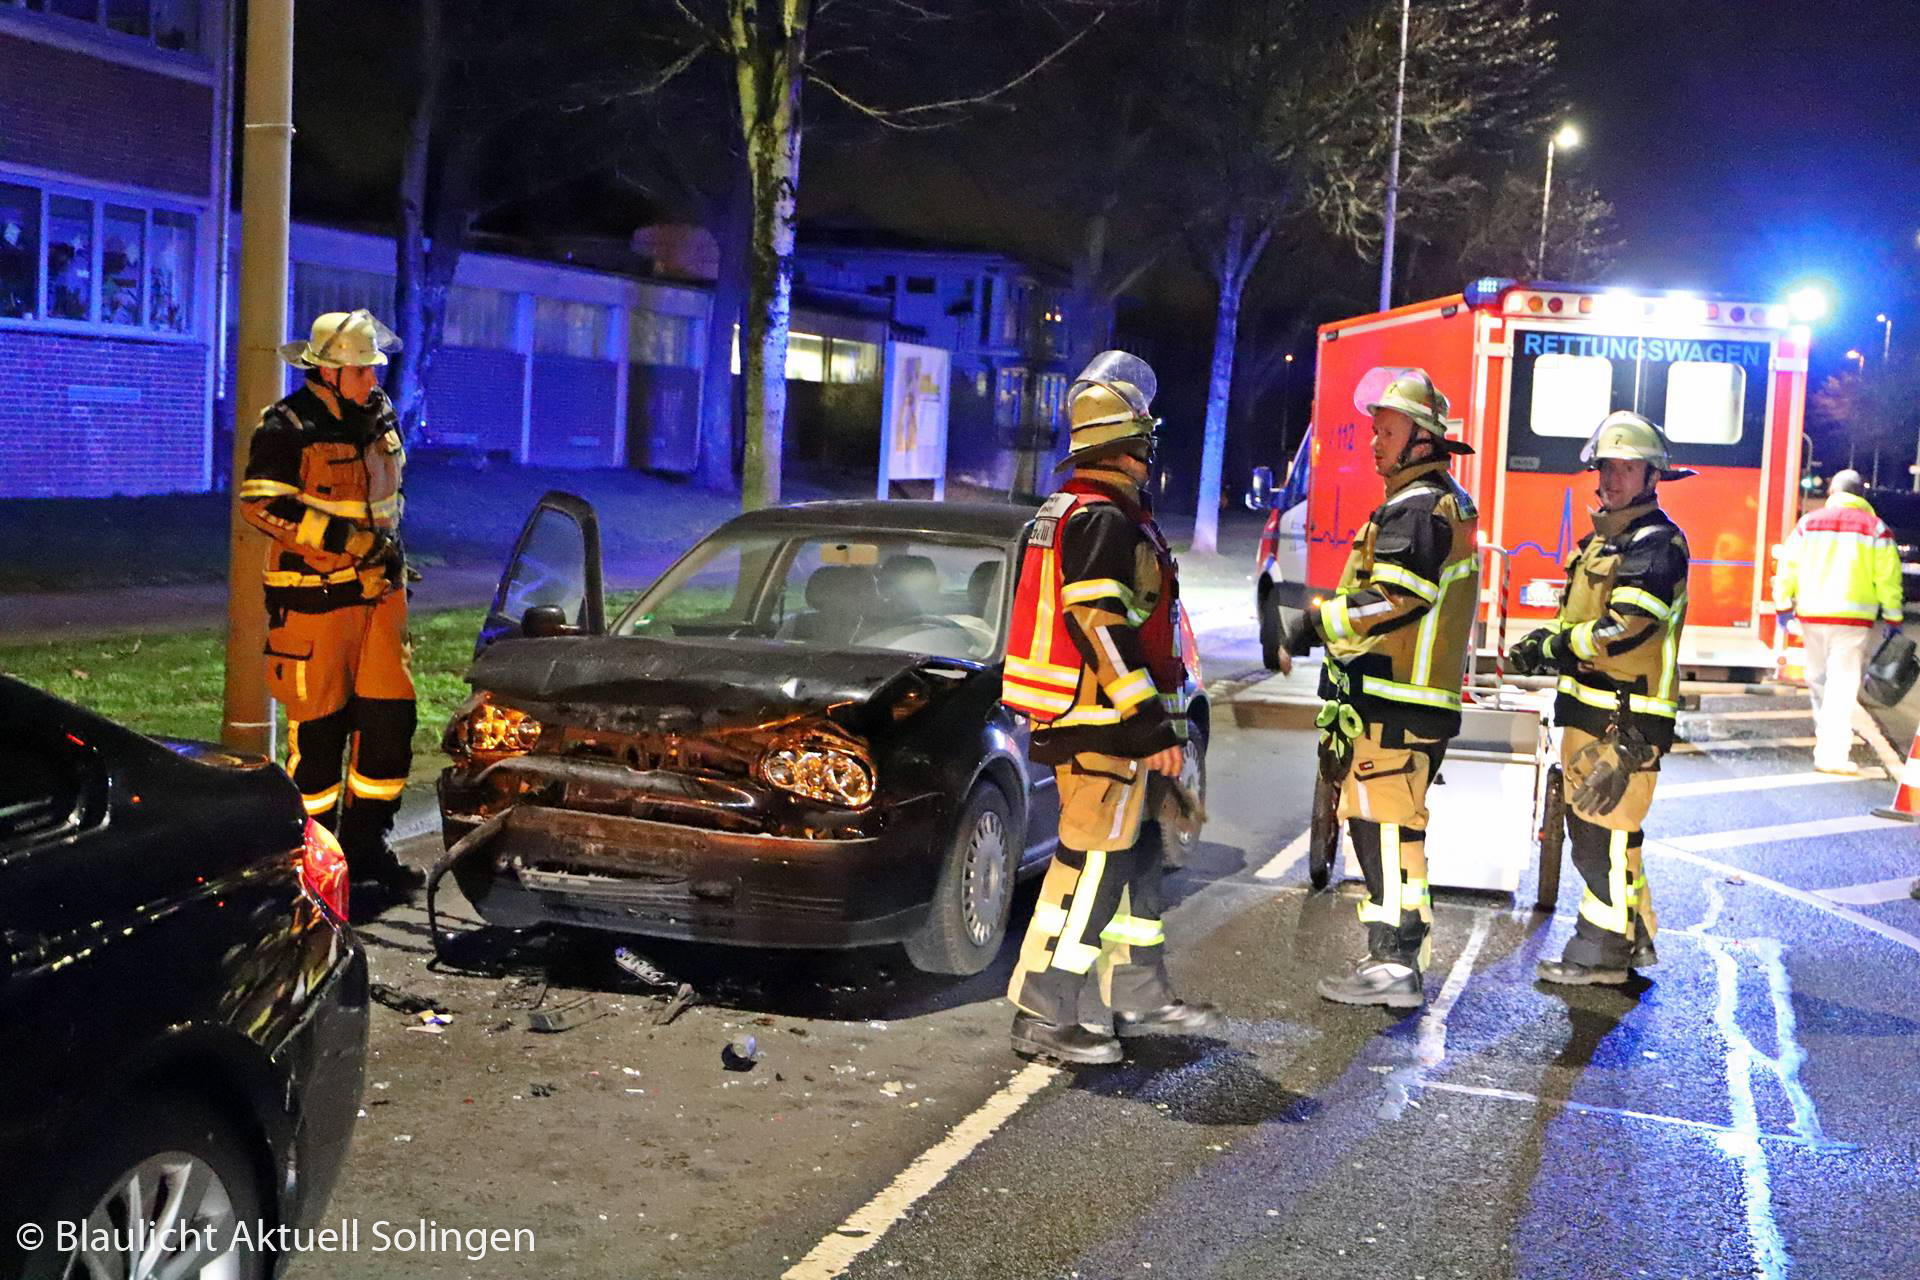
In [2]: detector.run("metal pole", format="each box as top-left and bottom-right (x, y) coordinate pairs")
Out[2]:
(1885, 317), (1893, 361)
(220, 0), (295, 755)
(1376, 0), (1409, 312)
(1536, 139), (1556, 278)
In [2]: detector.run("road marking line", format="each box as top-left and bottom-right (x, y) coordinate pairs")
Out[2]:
(1656, 769), (1886, 799)
(1814, 876), (1920, 906)
(1418, 1081), (1843, 1152)
(1662, 814), (1904, 853)
(1686, 708), (1813, 721)
(1670, 736), (1817, 754)
(1648, 842), (1920, 958)
(782, 1062), (1059, 1279)
(1254, 828), (1311, 880)
(1380, 915), (1490, 1121)
(1854, 703), (1905, 773)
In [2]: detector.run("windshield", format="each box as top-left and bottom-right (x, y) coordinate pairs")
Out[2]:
(613, 529), (1012, 663)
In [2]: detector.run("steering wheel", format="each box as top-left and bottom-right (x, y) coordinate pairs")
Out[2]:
(859, 614), (981, 649)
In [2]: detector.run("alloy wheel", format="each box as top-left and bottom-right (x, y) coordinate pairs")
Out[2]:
(67, 1152), (245, 1280)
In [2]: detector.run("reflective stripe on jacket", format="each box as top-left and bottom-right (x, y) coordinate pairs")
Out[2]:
(1549, 500), (1690, 749)
(1772, 492), (1903, 626)
(1313, 459), (1480, 742)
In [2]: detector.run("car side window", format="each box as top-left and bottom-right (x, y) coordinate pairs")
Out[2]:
(0, 737), (90, 853)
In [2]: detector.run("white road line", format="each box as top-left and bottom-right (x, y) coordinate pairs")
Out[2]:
(1662, 814), (1905, 853)
(1670, 736), (1817, 754)
(1380, 915), (1491, 1121)
(782, 1062), (1059, 1279)
(1686, 708), (1813, 721)
(1418, 1081), (1843, 1152)
(1656, 769), (1886, 799)
(1253, 828), (1312, 881)
(1648, 842), (1920, 958)
(1854, 703), (1906, 773)
(1815, 876), (1920, 907)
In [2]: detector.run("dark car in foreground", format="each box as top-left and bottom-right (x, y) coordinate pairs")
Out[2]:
(437, 494), (1209, 975)
(0, 677), (368, 1280)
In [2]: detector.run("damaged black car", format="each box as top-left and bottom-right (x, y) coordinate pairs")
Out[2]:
(436, 493), (1209, 975)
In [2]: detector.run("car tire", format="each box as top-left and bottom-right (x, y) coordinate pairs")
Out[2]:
(1309, 771), (1339, 890)
(1535, 764), (1566, 912)
(24, 1094), (268, 1280)
(1156, 719), (1208, 871)
(905, 783), (1018, 976)
(1258, 580), (1284, 671)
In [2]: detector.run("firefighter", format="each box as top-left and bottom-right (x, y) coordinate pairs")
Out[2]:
(1275, 372), (1480, 1008)
(1772, 468), (1903, 775)
(1001, 350), (1221, 1064)
(239, 310), (423, 904)
(1508, 411), (1692, 985)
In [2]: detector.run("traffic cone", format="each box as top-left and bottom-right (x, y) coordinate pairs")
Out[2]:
(1873, 727), (1920, 823)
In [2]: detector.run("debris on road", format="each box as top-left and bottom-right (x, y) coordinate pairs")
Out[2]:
(527, 994), (606, 1034)
(613, 945), (675, 988)
(529, 1081), (558, 1098)
(654, 982), (698, 1026)
(722, 1034), (761, 1072)
(370, 982), (451, 1018)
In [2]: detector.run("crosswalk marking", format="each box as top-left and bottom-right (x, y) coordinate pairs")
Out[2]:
(1815, 876), (1920, 907)
(1657, 768), (1886, 799)
(1671, 736), (1817, 754)
(1662, 814), (1905, 853)
(1419, 1081), (1839, 1152)
(1254, 828), (1312, 880)
(1685, 708), (1813, 721)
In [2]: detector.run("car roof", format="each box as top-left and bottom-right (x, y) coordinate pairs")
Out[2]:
(720, 499), (1038, 541)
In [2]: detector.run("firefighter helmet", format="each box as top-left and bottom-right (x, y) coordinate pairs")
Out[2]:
(1579, 411), (1695, 481)
(1830, 468), (1865, 496)
(279, 309), (403, 369)
(1059, 350), (1159, 469)
(1361, 371), (1472, 455)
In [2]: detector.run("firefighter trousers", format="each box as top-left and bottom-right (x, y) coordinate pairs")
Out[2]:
(1008, 754), (1175, 1026)
(263, 589), (416, 871)
(1336, 724), (1445, 968)
(1559, 726), (1659, 966)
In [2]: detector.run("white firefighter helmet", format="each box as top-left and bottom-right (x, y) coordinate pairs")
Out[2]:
(1579, 410), (1695, 481)
(1060, 350), (1159, 469)
(1359, 369), (1472, 455)
(278, 309), (402, 369)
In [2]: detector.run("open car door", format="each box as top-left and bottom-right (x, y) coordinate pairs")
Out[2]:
(476, 490), (606, 654)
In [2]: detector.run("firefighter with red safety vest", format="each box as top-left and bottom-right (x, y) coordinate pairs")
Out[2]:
(239, 310), (424, 908)
(1275, 372), (1481, 1009)
(1001, 351), (1221, 1065)
(1509, 411), (1692, 985)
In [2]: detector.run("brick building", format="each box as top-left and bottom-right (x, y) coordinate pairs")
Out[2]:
(0, 0), (229, 498)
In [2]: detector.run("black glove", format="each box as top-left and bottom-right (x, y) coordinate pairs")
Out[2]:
(1282, 608), (1318, 656)
(1508, 627), (1554, 675)
(1568, 725), (1658, 816)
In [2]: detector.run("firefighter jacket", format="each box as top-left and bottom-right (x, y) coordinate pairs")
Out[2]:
(1547, 499), (1690, 750)
(1002, 471), (1184, 765)
(1772, 491), (1903, 627)
(1310, 459), (1480, 743)
(238, 384), (406, 614)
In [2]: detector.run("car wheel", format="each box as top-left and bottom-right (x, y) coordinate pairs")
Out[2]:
(26, 1095), (267, 1280)
(1156, 719), (1208, 871)
(1309, 771), (1339, 890)
(905, 783), (1016, 976)
(1258, 581), (1284, 671)
(1535, 764), (1566, 912)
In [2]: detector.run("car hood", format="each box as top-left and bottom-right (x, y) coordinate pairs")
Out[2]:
(468, 634), (981, 730)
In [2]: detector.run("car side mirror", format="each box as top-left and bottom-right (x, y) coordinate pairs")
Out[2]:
(1246, 466), (1274, 511)
(522, 605), (578, 638)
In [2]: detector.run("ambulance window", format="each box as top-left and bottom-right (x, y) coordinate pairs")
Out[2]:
(1664, 361), (1745, 445)
(1528, 354), (1612, 437)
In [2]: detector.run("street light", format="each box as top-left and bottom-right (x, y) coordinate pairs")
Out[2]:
(1877, 312), (1893, 360)
(1845, 348), (1866, 372)
(1280, 352), (1297, 440)
(1536, 123), (1581, 277)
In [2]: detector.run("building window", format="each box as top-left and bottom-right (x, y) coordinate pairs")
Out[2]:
(0, 185), (41, 320)
(533, 298), (606, 358)
(995, 365), (1028, 428)
(100, 204), (144, 325)
(995, 281), (1029, 349)
(905, 276), (935, 295)
(827, 338), (879, 384)
(444, 285), (514, 350)
(45, 195), (92, 321)
(630, 306), (702, 367)
(1035, 371), (1068, 428)
(6, 0), (203, 53)
(293, 264), (394, 336)
(785, 332), (826, 382)
(148, 208), (193, 332)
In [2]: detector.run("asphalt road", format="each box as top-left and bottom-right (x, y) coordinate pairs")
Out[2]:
(307, 574), (1920, 1280)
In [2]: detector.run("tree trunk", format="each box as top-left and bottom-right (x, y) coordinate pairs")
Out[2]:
(733, 0), (809, 510)
(697, 167), (750, 493)
(1191, 215), (1268, 554)
(391, 0), (443, 443)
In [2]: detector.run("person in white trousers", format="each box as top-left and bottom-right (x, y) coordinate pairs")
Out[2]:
(1773, 470), (1905, 775)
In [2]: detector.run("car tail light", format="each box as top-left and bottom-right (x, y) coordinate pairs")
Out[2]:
(301, 818), (350, 921)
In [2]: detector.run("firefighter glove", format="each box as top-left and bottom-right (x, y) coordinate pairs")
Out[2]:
(1508, 627), (1554, 675)
(1568, 726), (1658, 816)
(1282, 608), (1318, 656)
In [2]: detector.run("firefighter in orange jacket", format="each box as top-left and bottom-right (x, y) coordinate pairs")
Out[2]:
(239, 310), (423, 903)
(1001, 351), (1221, 1065)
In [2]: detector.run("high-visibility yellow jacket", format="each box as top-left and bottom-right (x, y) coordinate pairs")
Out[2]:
(1772, 492), (1904, 627)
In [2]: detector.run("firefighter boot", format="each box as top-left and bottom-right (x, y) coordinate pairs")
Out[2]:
(338, 801), (424, 899)
(1011, 1013), (1124, 1065)
(1317, 926), (1424, 1008)
(1540, 814), (1637, 985)
(1115, 1000), (1224, 1037)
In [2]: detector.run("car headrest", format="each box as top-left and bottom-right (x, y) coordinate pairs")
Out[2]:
(967, 560), (1002, 617)
(805, 565), (878, 613)
(878, 554), (939, 606)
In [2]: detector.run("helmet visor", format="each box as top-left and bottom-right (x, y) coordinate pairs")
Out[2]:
(1070, 350), (1156, 420)
(312, 309), (402, 365)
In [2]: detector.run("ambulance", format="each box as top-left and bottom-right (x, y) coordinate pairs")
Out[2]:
(1251, 277), (1814, 677)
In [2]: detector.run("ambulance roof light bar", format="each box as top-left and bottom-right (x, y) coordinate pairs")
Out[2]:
(1465, 278), (1797, 329)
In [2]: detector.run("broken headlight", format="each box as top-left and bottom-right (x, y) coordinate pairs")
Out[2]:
(761, 741), (875, 808)
(451, 697), (544, 758)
